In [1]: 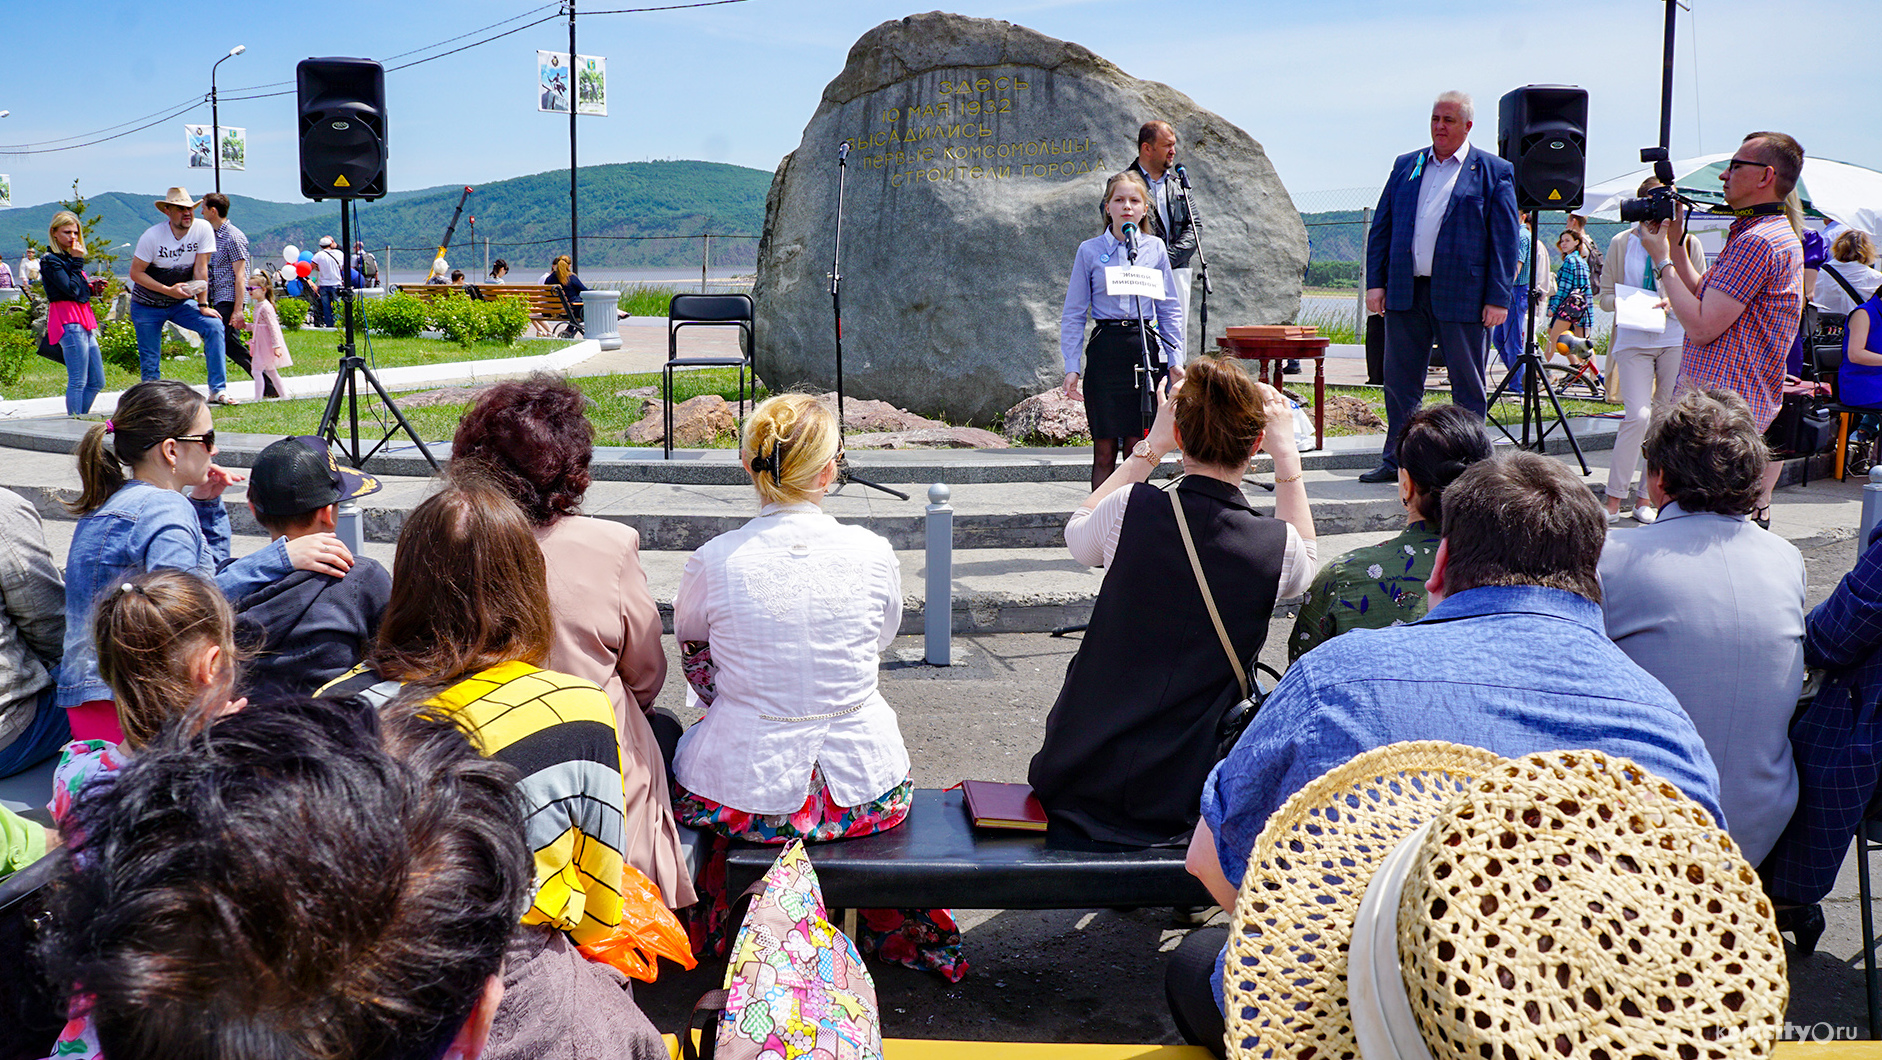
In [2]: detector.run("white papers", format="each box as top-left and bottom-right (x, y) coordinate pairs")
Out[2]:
(1103, 265), (1166, 300)
(1615, 283), (1667, 333)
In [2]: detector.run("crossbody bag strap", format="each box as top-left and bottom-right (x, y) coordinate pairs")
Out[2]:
(1823, 262), (1867, 305)
(1168, 488), (1248, 699)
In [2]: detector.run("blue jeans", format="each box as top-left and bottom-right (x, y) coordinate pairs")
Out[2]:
(59, 323), (105, 415)
(1492, 284), (1530, 391)
(0, 685), (71, 779)
(317, 285), (338, 327)
(130, 299), (227, 393)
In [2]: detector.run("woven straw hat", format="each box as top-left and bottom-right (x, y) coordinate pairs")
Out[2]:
(1222, 741), (1787, 1060)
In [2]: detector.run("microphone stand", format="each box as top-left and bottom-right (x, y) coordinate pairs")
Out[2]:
(1174, 164), (1210, 346)
(830, 140), (850, 432)
(1124, 224), (1156, 439)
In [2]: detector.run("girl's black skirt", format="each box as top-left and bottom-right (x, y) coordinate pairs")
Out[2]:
(1083, 321), (1158, 441)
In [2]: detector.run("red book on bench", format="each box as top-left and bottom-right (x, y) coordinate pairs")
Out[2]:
(961, 780), (1047, 832)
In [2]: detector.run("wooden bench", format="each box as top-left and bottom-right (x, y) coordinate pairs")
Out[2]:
(722, 787), (1211, 911)
(393, 282), (580, 336)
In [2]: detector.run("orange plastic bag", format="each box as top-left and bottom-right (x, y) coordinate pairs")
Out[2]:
(577, 865), (698, 982)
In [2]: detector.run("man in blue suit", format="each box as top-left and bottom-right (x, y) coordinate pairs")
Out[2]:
(1359, 91), (1520, 484)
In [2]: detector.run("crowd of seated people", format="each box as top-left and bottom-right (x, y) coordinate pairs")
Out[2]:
(8, 355), (1878, 1057)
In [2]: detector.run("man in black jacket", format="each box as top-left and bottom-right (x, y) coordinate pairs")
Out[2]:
(1129, 120), (1197, 345)
(235, 436), (390, 699)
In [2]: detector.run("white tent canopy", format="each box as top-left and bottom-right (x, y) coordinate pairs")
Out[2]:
(1582, 153), (1882, 239)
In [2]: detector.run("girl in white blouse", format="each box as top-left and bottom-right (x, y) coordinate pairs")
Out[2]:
(670, 394), (964, 979)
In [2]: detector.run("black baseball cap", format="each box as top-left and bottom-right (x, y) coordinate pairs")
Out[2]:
(248, 436), (382, 517)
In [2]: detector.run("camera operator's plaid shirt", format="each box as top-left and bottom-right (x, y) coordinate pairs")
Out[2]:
(1677, 214), (1803, 430)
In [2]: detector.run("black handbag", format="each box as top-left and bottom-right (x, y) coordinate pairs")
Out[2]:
(1764, 392), (1834, 456)
(0, 848), (67, 1060)
(35, 332), (64, 366)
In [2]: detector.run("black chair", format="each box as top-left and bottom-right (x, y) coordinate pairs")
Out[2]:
(1810, 315), (1882, 480)
(662, 292), (753, 458)
(1856, 804), (1882, 1037)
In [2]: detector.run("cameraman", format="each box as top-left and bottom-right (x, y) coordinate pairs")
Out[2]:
(1640, 131), (1806, 529)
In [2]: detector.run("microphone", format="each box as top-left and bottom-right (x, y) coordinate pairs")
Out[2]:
(1555, 334), (1595, 358)
(837, 140), (850, 162)
(1173, 163), (1192, 190)
(1120, 221), (1138, 263)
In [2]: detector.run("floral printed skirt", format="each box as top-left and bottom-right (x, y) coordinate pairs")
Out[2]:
(674, 767), (968, 982)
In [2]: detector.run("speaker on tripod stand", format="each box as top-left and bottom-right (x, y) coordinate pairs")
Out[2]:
(1484, 84), (1591, 474)
(297, 57), (438, 471)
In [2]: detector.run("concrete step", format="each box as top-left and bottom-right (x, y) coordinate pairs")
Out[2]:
(2, 431), (1839, 552)
(0, 406), (1623, 485)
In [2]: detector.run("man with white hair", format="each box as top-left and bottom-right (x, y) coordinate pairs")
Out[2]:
(1358, 91), (1520, 484)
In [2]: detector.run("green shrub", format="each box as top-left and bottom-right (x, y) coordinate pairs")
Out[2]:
(481, 295), (530, 346)
(364, 292), (428, 338)
(276, 297), (309, 331)
(0, 308), (34, 388)
(98, 318), (139, 371)
(618, 284), (674, 317)
(429, 293), (484, 347)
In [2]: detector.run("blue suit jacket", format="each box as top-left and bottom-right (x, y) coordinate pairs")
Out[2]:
(1365, 144), (1520, 323)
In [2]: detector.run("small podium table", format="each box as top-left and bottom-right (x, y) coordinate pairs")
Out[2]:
(1215, 334), (1332, 450)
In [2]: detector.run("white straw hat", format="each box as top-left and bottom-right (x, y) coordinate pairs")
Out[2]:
(1222, 741), (1786, 1060)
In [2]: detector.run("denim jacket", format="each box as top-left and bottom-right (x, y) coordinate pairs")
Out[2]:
(59, 479), (291, 706)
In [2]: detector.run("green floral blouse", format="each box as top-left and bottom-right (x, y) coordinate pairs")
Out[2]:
(1288, 521), (1441, 662)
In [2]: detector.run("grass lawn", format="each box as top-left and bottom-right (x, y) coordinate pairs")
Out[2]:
(2, 330), (570, 402)
(207, 367), (761, 445)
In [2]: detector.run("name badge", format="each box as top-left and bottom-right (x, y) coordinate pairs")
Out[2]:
(1103, 265), (1166, 300)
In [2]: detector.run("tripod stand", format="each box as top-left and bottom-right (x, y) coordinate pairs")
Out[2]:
(1484, 212), (1588, 475)
(316, 201), (439, 471)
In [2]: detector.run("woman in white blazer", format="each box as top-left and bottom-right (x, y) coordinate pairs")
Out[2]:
(1598, 176), (1707, 523)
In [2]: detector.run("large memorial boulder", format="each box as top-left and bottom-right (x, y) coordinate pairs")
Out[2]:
(753, 11), (1307, 425)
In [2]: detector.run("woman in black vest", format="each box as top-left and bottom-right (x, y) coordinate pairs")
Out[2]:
(1029, 356), (1317, 848)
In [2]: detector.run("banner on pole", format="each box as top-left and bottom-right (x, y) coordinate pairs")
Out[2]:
(0, 175), (10, 210)
(537, 51), (605, 116)
(185, 126), (246, 171)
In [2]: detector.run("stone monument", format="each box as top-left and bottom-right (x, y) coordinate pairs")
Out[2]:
(752, 11), (1308, 425)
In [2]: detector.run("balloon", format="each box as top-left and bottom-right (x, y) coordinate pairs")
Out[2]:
(285, 278), (302, 297)
(282, 245), (299, 265)
(299, 250), (314, 263)
(295, 261), (312, 278)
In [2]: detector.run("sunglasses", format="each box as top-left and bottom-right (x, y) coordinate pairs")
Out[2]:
(1724, 157), (1772, 174)
(173, 430), (216, 449)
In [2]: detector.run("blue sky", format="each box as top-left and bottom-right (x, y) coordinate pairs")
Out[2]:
(2, 0), (1871, 209)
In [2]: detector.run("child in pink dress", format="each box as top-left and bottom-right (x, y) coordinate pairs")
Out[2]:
(245, 278), (293, 400)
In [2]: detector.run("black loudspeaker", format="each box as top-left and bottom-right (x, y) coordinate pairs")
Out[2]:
(297, 57), (386, 200)
(1497, 85), (1587, 211)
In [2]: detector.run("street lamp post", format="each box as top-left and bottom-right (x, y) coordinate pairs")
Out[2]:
(210, 45), (245, 194)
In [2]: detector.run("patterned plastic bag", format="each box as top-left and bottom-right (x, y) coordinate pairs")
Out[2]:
(681, 840), (882, 1060)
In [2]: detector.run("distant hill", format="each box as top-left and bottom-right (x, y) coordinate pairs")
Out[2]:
(1302, 208), (1625, 266)
(0, 160), (770, 273)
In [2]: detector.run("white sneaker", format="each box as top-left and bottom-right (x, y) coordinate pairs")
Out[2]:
(1632, 504), (1658, 524)
(1606, 511), (1624, 527)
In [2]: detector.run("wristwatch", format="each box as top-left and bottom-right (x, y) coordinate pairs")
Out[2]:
(1132, 439), (1161, 464)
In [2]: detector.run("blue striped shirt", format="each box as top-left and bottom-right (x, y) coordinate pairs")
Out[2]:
(1059, 230), (1184, 374)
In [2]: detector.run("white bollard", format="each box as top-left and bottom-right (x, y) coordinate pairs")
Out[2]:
(336, 499), (364, 558)
(925, 483), (952, 666)
(1863, 466), (1882, 547)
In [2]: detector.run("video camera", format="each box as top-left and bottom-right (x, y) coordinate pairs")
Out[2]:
(1617, 147), (1693, 224)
